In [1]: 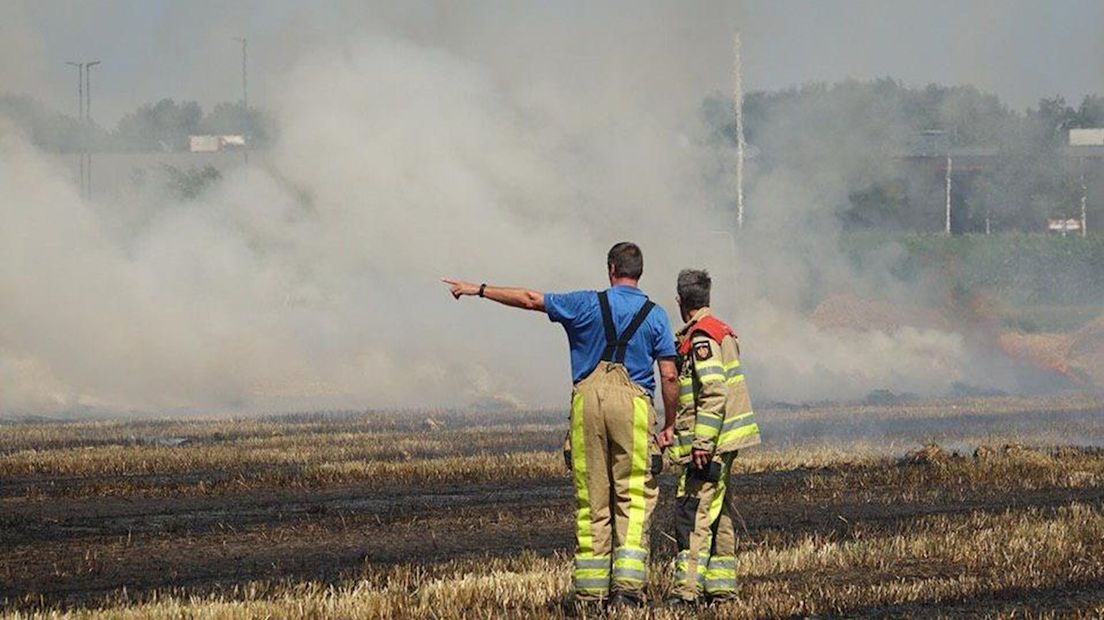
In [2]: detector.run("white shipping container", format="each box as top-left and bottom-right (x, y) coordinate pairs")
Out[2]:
(189, 135), (220, 152)
(1069, 128), (1104, 147)
(220, 135), (246, 148)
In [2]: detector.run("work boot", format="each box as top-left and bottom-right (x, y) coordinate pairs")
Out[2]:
(665, 596), (699, 610)
(607, 591), (645, 609)
(706, 594), (738, 607)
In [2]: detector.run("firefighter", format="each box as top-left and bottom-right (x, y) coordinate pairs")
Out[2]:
(443, 242), (680, 608)
(665, 268), (761, 606)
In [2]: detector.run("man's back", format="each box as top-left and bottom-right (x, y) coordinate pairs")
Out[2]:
(545, 285), (676, 395)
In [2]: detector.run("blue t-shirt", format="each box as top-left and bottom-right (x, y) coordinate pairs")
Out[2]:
(545, 285), (677, 395)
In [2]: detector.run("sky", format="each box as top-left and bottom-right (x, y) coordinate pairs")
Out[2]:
(2, 0), (1102, 125)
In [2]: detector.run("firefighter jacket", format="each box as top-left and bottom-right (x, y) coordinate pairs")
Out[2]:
(670, 307), (761, 463)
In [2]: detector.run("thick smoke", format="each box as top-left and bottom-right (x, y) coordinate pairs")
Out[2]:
(0, 4), (1067, 415)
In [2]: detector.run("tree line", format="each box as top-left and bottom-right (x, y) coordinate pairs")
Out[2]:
(0, 95), (274, 152)
(702, 78), (1104, 233)
(4, 78), (1103, 233)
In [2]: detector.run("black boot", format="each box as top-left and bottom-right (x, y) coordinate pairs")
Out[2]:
(665, 596), (700, 609)
(607, 591), (645, 609)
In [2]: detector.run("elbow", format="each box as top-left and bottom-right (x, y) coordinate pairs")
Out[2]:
(524, 291), (545, 311)
(659, 365), (679, 384)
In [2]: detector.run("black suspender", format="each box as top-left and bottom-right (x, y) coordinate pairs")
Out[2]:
(597, 290), (656, 364)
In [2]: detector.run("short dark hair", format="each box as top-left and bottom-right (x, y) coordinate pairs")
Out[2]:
(677, 269), (711, 311)
(607, 242), (644, 280)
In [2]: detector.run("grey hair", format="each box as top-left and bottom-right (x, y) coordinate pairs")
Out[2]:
(676, 269), (711, 311)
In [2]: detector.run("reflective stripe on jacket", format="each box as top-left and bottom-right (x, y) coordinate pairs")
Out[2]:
(670, 308), (761, 462)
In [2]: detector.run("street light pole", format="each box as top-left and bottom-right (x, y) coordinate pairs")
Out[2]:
(65, 62), (85, 195)
(233, 37), (249, 165)
(944, 152), (953, 235)
(733, 31), (745, 231)
(84, 61), (101, 200)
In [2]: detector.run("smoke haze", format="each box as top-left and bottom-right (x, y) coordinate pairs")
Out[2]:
(0, 1), (1100, 414)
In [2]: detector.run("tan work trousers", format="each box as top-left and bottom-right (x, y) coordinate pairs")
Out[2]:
(673, 452), (738, 600)
(567, 361), (660, 600)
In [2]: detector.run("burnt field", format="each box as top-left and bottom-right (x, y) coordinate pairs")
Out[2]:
(3, 395), (1104, 618)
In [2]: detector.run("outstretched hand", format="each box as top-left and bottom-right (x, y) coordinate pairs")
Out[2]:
(442, 278), (480, 300)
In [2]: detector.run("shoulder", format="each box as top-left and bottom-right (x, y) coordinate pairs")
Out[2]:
(545, 290), (597, 323)
(546, 290), (596, 304)
(690, 334), (720, 363)
(643, 301), (672, 328)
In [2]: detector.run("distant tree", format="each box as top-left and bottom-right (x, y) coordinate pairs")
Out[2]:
(112, 99), (203, 151)
(200, 102), (275, 146)
(701, 81), (1101, 234)
(0, 93), (97, 152)
(162, 164), (222, 200)
(1077, 95), (1104, 128)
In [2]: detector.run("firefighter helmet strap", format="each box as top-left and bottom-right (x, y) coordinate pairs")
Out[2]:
(597, 290), (655, 364)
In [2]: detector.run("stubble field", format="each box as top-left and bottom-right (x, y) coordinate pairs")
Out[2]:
(2, 394), (1104, 618)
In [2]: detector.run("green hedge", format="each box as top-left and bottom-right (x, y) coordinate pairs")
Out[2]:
(842, 233), (1104, 306)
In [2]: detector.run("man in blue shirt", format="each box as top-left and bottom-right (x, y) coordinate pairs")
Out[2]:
(444, 242), (679, 608)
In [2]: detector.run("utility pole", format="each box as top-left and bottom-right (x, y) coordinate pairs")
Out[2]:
(85, 61), (101, 200)
(944, 152), (953, 235)
(234, 37), (249, 166)
(733, 31), (745, 231)
(1081, 158), (1088, 237)
(65, 62), (85, 195)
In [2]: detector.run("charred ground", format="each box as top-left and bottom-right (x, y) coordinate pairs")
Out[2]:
(2, 396), (1104, 618)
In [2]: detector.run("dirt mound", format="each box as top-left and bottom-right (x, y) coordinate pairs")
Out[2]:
(973, 443), (1032, 460)
(996, 331), (1076, 377)
(902, 444), (953, 465)
(998, 313), (1104, 389)
(811, 294), (949, 332)
(1066, 315), (1104, 387)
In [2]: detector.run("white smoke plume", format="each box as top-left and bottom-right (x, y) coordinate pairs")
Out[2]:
(0, 3), (1061, 415)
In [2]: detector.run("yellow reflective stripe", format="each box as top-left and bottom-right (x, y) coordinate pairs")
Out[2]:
(696, 362), (725, 384)
(625, 396), (650, 548)
(571, 393), (593, 556)
(575, 557), (610, 570)
(678, 377), (695, 405)
(575, 579), (610, 592)
(674, 550), (710, 588)
(722, 411), (754, 427)
(704, 554), (737, 593)
(613, 547), (648, 582)
(696, 411), (723, 427)
(718, 421), (760, 446)
(695, 411), (722, 439)
(708, 468), (727, 523)
(724, 359), (744, 383)
(707, 556), (736, 570)
(695, 362), (724, 375)
(671, 432), (694, 460)
(575, 568), (610, 580)
(615, 547), (648, 561)
(695, 428), (720, 441)
(613, 558), (647, 572)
